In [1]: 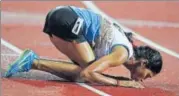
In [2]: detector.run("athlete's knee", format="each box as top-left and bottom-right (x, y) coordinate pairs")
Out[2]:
(82, 57), (95, 65)
(77, 57), (96, 68)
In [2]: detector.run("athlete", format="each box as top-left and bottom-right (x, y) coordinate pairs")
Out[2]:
(5, 6), (162, 88)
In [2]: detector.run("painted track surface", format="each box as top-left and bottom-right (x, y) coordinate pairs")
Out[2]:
(1, 1), (179, 96)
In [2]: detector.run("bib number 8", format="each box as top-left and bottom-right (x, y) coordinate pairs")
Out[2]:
(72, 17), (84, 35)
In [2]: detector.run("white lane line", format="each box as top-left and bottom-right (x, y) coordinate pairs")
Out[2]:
(2, 11), (179, 28)
(1, 11), (45, 25)
(1, 39), (111, 96)
(82, 1), (179, 59)
(1, 39), (22, 54)
(117, 19), (179, 28)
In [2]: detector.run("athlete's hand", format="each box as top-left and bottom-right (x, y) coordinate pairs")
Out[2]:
(129, 81), (145, 88)
(119, 80), (145, 89)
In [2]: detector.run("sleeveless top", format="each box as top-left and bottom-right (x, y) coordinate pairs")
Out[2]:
(70, 6), (133, 59)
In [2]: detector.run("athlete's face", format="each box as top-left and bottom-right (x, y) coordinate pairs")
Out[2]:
(130, 60), (155, 82)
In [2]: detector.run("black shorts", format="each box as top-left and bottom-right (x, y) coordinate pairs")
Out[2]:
(43, 6), (86, 42)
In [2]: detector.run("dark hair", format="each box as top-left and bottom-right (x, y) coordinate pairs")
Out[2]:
(124, 32), (133, 43)
(123, 31), (162, 74)
(134, 46), (163, 74)
(113, 23), (162, 74)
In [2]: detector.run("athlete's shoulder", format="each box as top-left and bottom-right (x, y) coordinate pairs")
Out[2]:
(109, 45), (129, 66)
(111, 26), (134, 59)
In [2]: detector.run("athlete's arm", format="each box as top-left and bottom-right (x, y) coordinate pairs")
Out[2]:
(80, 46), (128, 86)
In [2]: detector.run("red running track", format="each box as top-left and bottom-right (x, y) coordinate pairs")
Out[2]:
(1, 1), (179, 96)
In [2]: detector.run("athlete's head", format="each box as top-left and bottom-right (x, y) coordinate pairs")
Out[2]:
(128, 46), (163, 81)
(123, 31), (162, 81)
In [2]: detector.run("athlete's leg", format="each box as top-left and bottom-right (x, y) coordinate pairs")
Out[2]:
(43, 6), (96, 68)
(5, 49), (83, 81)
(50, 34), (95, 68)
(27, 35), (95, 80)
(32, 58), (82, 81)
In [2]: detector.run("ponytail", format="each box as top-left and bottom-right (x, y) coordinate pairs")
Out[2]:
(124, 32), (139, 48)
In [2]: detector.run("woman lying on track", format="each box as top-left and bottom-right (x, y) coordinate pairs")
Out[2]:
(5, 6), (162, 88)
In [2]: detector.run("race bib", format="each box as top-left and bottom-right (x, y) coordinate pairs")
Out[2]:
(72, 17), (84, 35)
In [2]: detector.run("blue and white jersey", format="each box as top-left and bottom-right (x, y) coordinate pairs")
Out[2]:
(70, 6), (101, 43)
(93, 17), (134, 59)
(70, 6), (133, 59)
